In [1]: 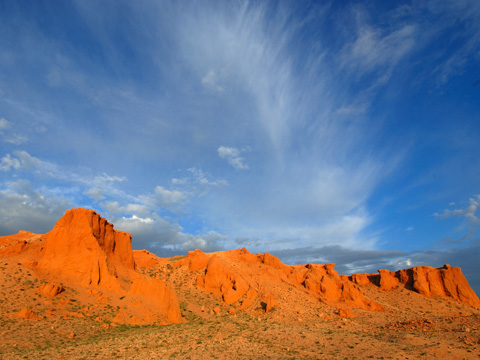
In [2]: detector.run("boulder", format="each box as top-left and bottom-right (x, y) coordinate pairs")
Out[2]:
(265, 294), (277, 312)
(37, 283), (64, 297)
(17, 308), (39, 320)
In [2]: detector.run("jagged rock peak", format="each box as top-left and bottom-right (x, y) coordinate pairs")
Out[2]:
(37, 208), (135, 290)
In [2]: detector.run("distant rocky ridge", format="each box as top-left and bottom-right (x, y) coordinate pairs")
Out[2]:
(170, 247), (480, 314)
(0, 208), (479, 327)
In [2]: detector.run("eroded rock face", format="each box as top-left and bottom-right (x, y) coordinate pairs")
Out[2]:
(183, 249), (384, 314)
(350, 273), (370, 286)
(197, 255), (251, 305)
(356, 265), (480, 309)
(175, 249), (211, 271)
(37, 208), (135, 291)
(133, 249), (167, 268)
(378, 269), (400, 292)
(37, 283), (64, 297)
(31, 208), (183, 325)
(397, 265), (480, 309)
(299, 264), (384, 311)
(2, 208), (479, 327)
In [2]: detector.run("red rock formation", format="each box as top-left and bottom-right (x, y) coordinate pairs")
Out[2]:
(133, 249), (167, 268)
(30, 208), (183, 325)
(396, 265), (480, 309)
(350, 273), (370, 286)
(354, 265), (480, 309)
(37, 283), (64, 297)
(378, 269), (400, 291)
(17, 308), (39, 320)
(299, 264), (384, 311)
(264, 294), (277, 312)
(37, 208), (135, 291)
(3, 207), (480, 328)
(260, 252), (286, 268)
(180, 248), (384, 313)
(176, 249), (212, 271)
(197, 255), (250, 305)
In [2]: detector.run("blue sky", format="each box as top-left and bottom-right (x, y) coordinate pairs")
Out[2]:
(1, 0), (480, 292)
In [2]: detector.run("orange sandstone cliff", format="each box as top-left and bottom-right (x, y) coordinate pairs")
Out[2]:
(0, 208), (182, 325)
(371, 265), (480, 309)
(1, 208), (479, 327)
(174, 248), (385, 315)
(37, 208), (135, 292)
(168, 247), (480, 314)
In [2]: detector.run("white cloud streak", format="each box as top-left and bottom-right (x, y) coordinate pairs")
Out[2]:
(434, 195), (480, 225)
(0, 117), (11, 130)
(341, 23), (417, 77)
(217, 146), (249, 170)
(0, 154), (21, 171)
(0, 117), (28, 144)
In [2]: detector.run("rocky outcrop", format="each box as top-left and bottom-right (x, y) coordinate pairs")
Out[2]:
(17, 308), (39, 320)
(2, 207), (479, 328)
(175, 248), (211, 271)
(32, 208), (183, 325)
(350, 273), (370, 286)
(181, 249), (384, 314)
(37, 283), (64, 297)
(397, 265), (480, 309)
(378, 269), (400, 291)
(133, 249), (167, 268)
(37, 208), (135, 291)
(298, 264), (384, 311)
(353, 265), (480, 309)
(197, 255), (251, 305)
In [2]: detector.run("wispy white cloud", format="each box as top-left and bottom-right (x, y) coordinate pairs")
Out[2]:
(4, 133), (28, 145)
(138, 185), (187, 209)
(84, 174), (127, 201)
(426, 0), (480, 86)
(228, 207), (375, 253)
(0, 151), (44, 171)
(186, 167), (228, 188)
(434, 195), (480, 224)
(121, 214), (154, 224)
(217, 146), (249, 170)
(0, 117), (10, 130)
(101, 201), (151, 218)
(0, 117), (28, 144)
(341, 23), (417, 76)
(0, 154), (21, 171)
